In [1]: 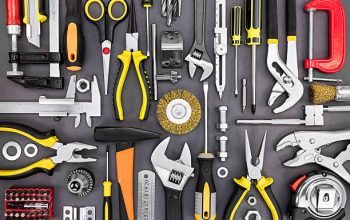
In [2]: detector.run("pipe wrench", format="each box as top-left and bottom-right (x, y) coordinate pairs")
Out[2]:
(304, 0), (346, 82)
(277, 130), (350, 184)
(214, 0), (227, 99)
(151, 137), (194, 220)
(185, 0), (213, 81)
(266, 0), (303, 113)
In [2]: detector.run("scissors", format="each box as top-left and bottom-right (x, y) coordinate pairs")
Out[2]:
(84, 0), (129, 95)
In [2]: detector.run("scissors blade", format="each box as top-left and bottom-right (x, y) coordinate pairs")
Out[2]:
(102, 40), (112, 95)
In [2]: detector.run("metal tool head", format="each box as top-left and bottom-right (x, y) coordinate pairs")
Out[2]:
(185, 48), (213, 81)
(51, 142), (97, 164)
(151, 137), (194, 191)
(245, 130), (267, 181)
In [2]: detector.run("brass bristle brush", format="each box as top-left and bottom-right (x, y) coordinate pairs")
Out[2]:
(311, 83), (350, 104)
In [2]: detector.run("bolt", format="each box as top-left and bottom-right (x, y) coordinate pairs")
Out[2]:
(217, 106), (228, 132)
(156, 71), (182, 83)
(216, 136), (228, 162)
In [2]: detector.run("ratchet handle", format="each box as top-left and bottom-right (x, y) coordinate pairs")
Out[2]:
(287, 0), (296, 38)
(6, 0), (21, 26)
(194, 0), (207, 45)
(267, 0), (278, 41)
(165, 187), (183, 220)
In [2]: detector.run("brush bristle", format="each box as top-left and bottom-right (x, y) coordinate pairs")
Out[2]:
(310, 83), (337, 104)
(157, 89), (201, 135)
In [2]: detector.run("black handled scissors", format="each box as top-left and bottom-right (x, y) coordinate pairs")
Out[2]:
(84, 0), (129, 95)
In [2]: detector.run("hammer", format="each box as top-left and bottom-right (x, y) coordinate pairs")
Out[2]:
(94, 127), (160, 220)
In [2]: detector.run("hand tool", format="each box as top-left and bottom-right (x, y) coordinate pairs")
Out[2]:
(114, 0), (150, 121)
(237, 105), (350, 126)
(66, 168), (95, 197)
(2, 141), (21, 161)
(142, 0), (152, 57)
(24, 143), (38, 158)
(151, 137), (194, 220)
(5, 187), (54, 220)
(0, 75), (101, 128)
(195, 82), (216, 220)
(161, 31), (183, 69)
(23, 0), (47, 47)
(165, 0), (181, 26)
(157, 89), (201, 135)
(268, 0), (299, 107)
(217, 136), (228, 162)
(6, 0), (23, 77)
(288, 171), (346, 220)
(217, 106), (228, 132)
(245, 210), (261, 220)
(277, 130), (350, 185)
(77, 78), (91, 93)
(242, 79), (247, 112)
(266, 0), (303, 114)
(152, 24), (158, 101)
(214, 0), (227, 99)
(245, 0), (261, 113)
(0, 123), (97, 180)
(217, 167), (228, 179)
(231, 6), (242, 96)
(311, 82), (350, 104)
(185, 0), (213, 81)
(103, 146), (112, 220)
(156, 71), (182, 83)
(224, 130), (282, 220)
(84, 0), (128, 95)
(94, 127), (160, 220)
(137, 170), (155, 220)
(63, 0), (85, 71)
(304, 0), (346, 82)
(63, 206), (96, 220)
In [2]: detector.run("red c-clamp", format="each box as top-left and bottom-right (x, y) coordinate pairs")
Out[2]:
(304, 0), (346, 82)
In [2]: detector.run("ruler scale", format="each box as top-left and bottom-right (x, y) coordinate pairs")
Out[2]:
(137, 170), (156, 220)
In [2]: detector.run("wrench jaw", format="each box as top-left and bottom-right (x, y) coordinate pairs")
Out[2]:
(185, 45), (213, 81)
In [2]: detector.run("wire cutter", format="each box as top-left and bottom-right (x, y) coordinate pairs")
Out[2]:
(224, 130), (282, 220)
(114, 0), (150, 121)
(0, 123), (97, 180)
(277, 130), (350, 185)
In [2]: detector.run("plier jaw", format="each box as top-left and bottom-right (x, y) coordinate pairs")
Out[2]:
(51, 142), (97, 164)
(125, 33), (139, 51)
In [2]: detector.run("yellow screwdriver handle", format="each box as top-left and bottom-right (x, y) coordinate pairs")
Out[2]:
(245, 0), (262, 46)
(103, 181), (112, 220)
(231, 6), (242, 46)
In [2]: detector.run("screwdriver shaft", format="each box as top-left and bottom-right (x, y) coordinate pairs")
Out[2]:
(252, 45), (256, 114)
(234, 46), (238, 96)
(146, 8), (150, 56)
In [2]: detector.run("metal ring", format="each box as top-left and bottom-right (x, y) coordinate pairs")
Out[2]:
(217, 167), (228, 178)
(2, 141), (21, 161)
(24, 143), (38, 158)
(76, 78), (90, 93)
(247, 196), (257, 206)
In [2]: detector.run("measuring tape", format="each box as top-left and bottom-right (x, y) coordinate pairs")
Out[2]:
(137, 170), (156, 220)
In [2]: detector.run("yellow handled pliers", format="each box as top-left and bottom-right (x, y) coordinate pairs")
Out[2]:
(224, 130), (282, 220)
(114, 0), (150, 121)
(0, 123), (97, 180)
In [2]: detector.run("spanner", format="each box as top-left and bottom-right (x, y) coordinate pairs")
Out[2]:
(185, 0), (213, 81)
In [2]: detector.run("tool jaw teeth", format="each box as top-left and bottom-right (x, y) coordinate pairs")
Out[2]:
(276, 133), (299, 151)
(282, 150), (311, 167)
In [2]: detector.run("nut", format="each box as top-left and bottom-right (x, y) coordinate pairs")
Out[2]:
(76, 78), (90, 93)
(247, 196), (257, 206)
(244, 210), (261, 220)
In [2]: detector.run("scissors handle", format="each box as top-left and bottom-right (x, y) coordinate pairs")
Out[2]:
(84, 0), (105, 21)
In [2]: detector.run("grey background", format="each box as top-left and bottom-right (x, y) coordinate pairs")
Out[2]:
(0, 0), (350, 219)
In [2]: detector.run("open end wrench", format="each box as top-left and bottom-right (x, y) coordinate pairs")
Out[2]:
(185, 0), (213, 81)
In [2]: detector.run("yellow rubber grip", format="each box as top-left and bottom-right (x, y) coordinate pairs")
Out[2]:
(103, 181), (112, 197)
(116, 50), (132, 120)
(267, 39), (279, 45)
(0, 158), (56, 177)
(227, 177), (251, 220)
(287, 36), (297, 42)
(36, 0), (47, 23)
(104, 202), (110, 220)
(256, 176), (279, 220)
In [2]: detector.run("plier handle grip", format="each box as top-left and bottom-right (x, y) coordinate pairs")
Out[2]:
(0, 122), (97, 180)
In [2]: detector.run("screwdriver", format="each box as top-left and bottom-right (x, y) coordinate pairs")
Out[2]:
(63, 0), (84, 71)
(142, 0), (153, 57)
(103, 146), (112, 220)
(245, 0), (262, 114)
(231, 6), (242, 96)
(195, 82), (216, 220)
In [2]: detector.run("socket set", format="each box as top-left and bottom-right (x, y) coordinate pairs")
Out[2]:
(4, 187), (54, 220)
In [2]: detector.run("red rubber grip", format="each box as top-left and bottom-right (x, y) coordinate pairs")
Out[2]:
(6, 0), (21, 26)
(304, 0), (346, 74)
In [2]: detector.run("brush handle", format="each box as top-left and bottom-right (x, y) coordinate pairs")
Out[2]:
(324, 105), (350, 112)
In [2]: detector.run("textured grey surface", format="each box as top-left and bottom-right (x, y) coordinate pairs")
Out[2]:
(0, 0), (350, 219)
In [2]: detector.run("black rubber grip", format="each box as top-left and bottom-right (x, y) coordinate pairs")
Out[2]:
(265, 184), (283, 220)
(165, 187), (182, 220)
(224, 182), (246, 220)
(0, 122), (56, 139)
(8, 76), (64, 89)
(103, 196), (112, 220)
(38, 0), (46, 18)
(286, 0), (296, 37)
(0, 168), (53, 180)
(142, 0), (153, 6)
(9, 52), (61, 64)
(196, 155), (216, 194)
(267, 0), (278, 39)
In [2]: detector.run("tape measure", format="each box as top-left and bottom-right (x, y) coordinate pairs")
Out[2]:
(137, 170), (156, 220)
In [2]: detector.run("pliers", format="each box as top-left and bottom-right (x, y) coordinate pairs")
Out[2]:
(0, 123), (97, 180)
(224, 130), (282, 220)
(277, 130), (350, 184)
(114, 0), (150, 121)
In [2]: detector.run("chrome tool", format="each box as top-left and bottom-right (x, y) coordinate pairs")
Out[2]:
(231, 6), (242, 96)
(137, 170), (155, 220)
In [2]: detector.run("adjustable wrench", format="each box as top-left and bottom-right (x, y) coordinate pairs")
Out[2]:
(185, 0), (213, 81)
(151, 137), (194, 220)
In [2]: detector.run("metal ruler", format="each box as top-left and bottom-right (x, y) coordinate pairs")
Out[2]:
(49, 0), (60, 77)
(137, 170), (155, 220)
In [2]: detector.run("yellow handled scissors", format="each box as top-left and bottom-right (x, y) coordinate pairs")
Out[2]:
(84, 0), (129, 95)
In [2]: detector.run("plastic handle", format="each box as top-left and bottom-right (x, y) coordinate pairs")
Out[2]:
(267, 0), (278, 40)
(231, 6), (242, 46)
(37, 0), (47, 23)
(165, 187), (183, 220)
(287, 0), (297, 37)
(6, 0), (21, 26)
(245, 0), (262, 45)
(256, 177), (282, 220)
(103, 181), (112, 220)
